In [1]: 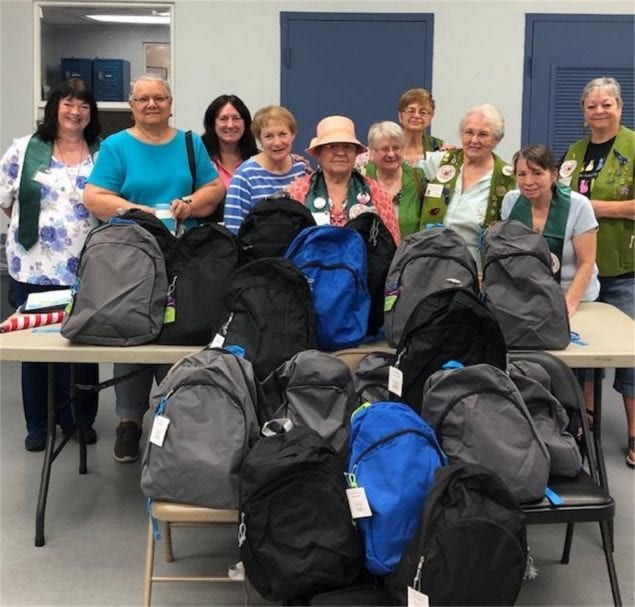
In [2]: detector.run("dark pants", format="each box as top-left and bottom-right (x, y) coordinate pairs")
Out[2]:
(9, 279), (99, 438)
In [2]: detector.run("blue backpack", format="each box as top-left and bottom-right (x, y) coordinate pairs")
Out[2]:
(346, 401), (447, 576)
(285, 225), (370, 350)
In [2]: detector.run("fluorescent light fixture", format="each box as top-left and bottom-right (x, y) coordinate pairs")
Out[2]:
(86, 14), (170, 25)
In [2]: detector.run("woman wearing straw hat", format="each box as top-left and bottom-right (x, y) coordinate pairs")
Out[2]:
(286, 115), (400, 243)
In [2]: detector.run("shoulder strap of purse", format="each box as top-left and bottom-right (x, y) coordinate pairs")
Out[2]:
(185, 130), (196, 194)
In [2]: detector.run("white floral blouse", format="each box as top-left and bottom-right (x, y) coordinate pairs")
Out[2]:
(0, 135), (98, 285)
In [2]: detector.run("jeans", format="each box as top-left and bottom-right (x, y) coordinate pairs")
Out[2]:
(113, 363), (169, 420)
(599, 274), (635, 398)
(10, 279), (99, 437)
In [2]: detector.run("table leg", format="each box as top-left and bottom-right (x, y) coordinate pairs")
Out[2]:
(35, 362), (56, 547)
(593, 368), (609, 493)
(70, 364), (87, 475)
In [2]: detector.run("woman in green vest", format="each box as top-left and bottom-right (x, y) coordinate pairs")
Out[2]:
(0, 79), (101, 451)
(397, 88), (446, 167)
(360, 121), (426, 239)
(561, 76), (635, 468)
(417, 104), (516, 271)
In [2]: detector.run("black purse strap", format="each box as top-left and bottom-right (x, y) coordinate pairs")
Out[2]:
(185, 130), (196, 194)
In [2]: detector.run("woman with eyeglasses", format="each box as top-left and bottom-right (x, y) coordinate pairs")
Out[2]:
(398, 88), (447, 167)
(200, 94), (259, 221)
(286, 115), (400, 243)
(83, 73), (225, 464)
(417, 104), (515, 270)
(360, 121), (426, 238)
(560, 76), (634, 468)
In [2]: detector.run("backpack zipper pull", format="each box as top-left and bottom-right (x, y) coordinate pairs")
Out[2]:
(209, 312), (234, 349)
(163, 276), (178, 324)
(413, 555), (425, 591)
(237, 512), (246, 547)
(344, 471), (358, 488)
(155, 390), (173, 416)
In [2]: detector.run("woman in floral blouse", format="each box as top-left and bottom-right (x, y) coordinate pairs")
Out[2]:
(0, 79), (101, 451)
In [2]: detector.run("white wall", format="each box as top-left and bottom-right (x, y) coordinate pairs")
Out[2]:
(2, 0), (633, 162)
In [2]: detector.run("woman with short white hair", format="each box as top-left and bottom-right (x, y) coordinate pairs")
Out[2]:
(417, 104), (515, 269)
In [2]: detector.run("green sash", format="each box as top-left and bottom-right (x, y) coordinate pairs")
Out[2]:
(305, 169), (372, 220)
(508, 182), (571, 282)
(18, 135), (100, 250)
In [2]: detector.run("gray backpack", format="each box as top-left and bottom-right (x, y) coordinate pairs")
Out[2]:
(481, 220), (570, 350)
(384, 227), (479, 347)
(140, 348), (260, 509)
(421, 363), (551, 503)
(61, 217), (168, 345)
(260, 350), (356, 455)
(509, 360), (582, 478)
(352, 351), (394, 404)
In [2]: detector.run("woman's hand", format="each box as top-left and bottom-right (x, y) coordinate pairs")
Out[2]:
(170, 198), (193, 220)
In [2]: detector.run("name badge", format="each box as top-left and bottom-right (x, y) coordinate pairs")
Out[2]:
(425, 183), (444, 199)
(313, 212), (331, 226)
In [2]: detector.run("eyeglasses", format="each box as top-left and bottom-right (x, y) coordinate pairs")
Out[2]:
(322, 143), (357, 153)
(374, 145), (403, 155)
(217, 115), (243, 124)
(462, 129), (494, 141)
(133, 95), (170, 106)
(402, 107), (432, 118)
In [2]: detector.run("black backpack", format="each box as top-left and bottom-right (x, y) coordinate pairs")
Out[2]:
(157, 222), (242, 345)
(386, 463), (527, 607)
(392, 287), (507, 410)
(237, 194), (316, 259)
(239, 423), (363, 602)
(384, 227), (479, 347)
(482, 219), (570, 350)
(345, 213), (397, 336)
(218, 257), (316, 380)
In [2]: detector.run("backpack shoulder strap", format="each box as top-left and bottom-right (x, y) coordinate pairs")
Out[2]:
(185, 130), (196, 194)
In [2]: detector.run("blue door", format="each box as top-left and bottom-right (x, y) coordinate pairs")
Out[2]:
(522, 14), (634, 158)
(281, 12), (434, 157)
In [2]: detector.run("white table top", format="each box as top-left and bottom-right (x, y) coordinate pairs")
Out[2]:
(0, 302), (633, 368)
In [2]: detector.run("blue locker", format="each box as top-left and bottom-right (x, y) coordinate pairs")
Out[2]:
(93, 59), (131, 101)
(60, 58), (93, 88)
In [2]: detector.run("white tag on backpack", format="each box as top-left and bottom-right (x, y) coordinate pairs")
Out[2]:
(149, 415), (170, 447)
(388, 366), (403, 396)
(210, 333), (225, 348)
(407, 586), (429, 607)
(346, 487), (372, 519)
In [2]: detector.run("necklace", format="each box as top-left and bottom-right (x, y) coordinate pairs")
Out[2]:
(56, 140), (86, 203)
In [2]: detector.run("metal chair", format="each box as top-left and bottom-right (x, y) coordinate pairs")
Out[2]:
(143, 501), (240, 606)
(509, 351), (621, 606)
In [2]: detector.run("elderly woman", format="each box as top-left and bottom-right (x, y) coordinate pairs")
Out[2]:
(0, 79), (101, 451)
(286, 115), (400, 244)
(418, 104), (515, 269)
(501, 145), (599, 315)
(84, 73), (224, 463)
(398, 88), (446, 167)
(361, 121), (426, 238)
(561, 76), (635, 468)
(223, 105), (309, 234)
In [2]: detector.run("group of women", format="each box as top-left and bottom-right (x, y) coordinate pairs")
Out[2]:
(1, 73), (633, 468)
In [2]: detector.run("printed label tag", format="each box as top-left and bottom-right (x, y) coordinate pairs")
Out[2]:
(210, 333), (226, 348)
(149, 415), (170, 447)
(388, 366), (403, 397)
(425, 183), (444, 198)
(346, 487), (372, 519)
(407, 586), (430, 607)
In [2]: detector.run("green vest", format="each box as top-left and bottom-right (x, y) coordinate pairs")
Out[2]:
(561, 126), (634, 276)
(422, 133), (444, 153)
(363, 162), (425, 238)
(419, 149), (515, 230)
